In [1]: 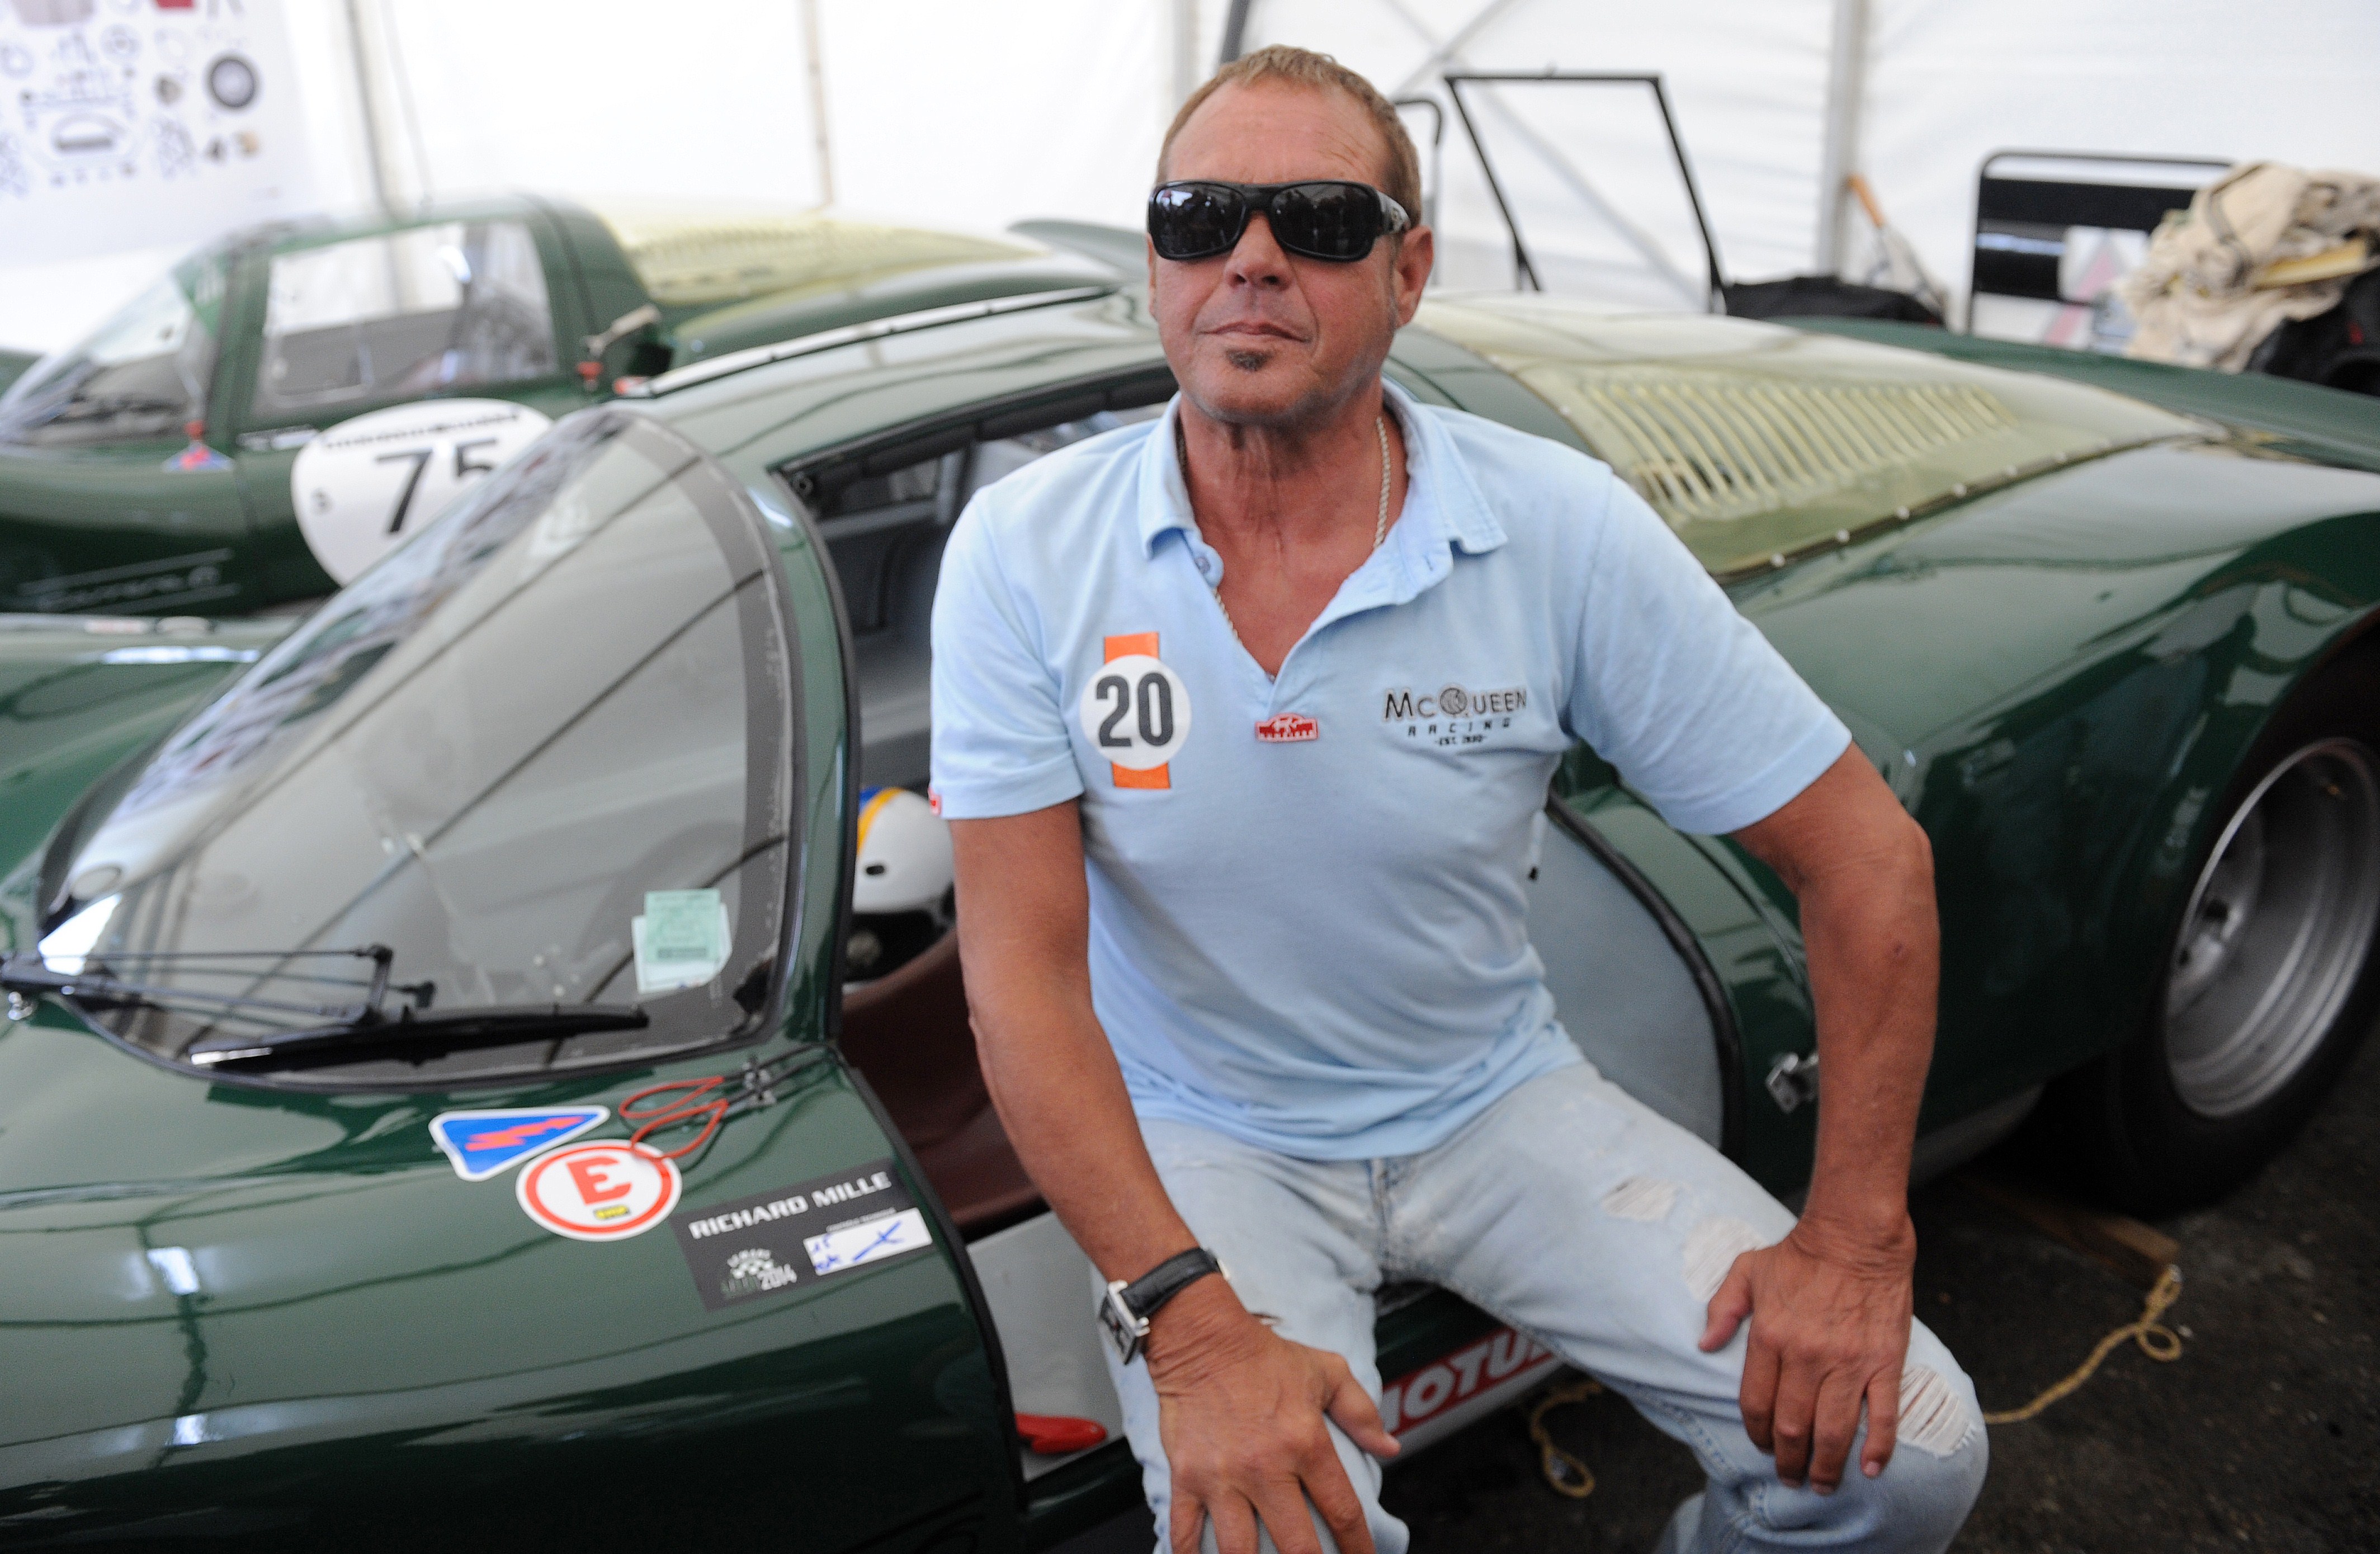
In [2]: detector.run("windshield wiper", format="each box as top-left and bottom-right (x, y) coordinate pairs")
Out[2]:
(184, 1003), (650, 1073)
(59, 392), (188, 418)
(1, 946), (646, 1073)
(2, 944), (427, 1026)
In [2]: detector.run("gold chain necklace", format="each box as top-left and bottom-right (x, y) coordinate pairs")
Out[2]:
(1182, 413), (1392, 655)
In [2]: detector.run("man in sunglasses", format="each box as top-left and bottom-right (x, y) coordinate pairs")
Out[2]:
(933, 44), (1984, 1554)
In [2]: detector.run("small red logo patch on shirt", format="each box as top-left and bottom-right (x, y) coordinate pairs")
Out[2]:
(1255, 713), (1319, 743)
(926, 787), (942, 815)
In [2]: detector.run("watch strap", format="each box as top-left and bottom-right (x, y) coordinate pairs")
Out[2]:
(1121, 1246), (1222, 1322)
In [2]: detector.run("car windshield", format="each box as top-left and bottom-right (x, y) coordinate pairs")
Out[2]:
(42, 408), (799, 1085)
(251, 219), (559, 418)
(0, 251), (229, 447)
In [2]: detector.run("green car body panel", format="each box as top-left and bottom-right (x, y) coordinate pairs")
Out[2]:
(2, 277), (2376, 1547)
(0, 348), (40, 400)
(0, 616), (298, 883)
(0, 197), (1118, 620)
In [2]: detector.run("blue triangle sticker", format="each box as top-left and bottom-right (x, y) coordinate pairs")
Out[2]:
(430, 1107), (609, 1182)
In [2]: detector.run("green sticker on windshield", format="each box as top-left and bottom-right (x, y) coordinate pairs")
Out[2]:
(633, 889), (730, 995)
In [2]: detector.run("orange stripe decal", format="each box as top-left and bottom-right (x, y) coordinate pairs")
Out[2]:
(1101, 632), (1168, 790)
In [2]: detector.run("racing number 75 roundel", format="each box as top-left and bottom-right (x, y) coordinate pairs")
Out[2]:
(1079, 632), (1191, 790)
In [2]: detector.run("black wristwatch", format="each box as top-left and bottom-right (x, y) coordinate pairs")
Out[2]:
(1099, 1248), (1226, 1363)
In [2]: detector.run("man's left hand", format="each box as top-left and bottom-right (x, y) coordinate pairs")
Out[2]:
(1697, 1214), (1918, 1492)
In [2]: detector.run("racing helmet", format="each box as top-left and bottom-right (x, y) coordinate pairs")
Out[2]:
(847, 787), (955, 983)
(852, 787), (953, 916)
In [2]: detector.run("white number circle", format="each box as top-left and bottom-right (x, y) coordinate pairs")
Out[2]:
(291, 399), (553, 585)
(515, 1141), (682, 1242)
(1079, 654), (1192, 771)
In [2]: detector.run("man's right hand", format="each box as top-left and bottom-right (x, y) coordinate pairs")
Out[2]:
(1144, 1275), (1400, 1554)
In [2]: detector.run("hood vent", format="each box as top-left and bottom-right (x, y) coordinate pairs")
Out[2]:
(1560, 374), (2018, 526)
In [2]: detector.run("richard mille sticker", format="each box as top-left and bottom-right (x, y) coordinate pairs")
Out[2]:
(516, 1141), (682, 1242)
(1382, 684), (1528, 749)
(669, 1158), (931, 1310)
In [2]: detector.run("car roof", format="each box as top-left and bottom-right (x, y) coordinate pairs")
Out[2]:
(625, 284), (1165, 486)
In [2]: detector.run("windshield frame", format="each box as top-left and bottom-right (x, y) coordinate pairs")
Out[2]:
(240, 215), (570, 429)
(0, 247), (234, 450)
(36, 408), (811, 1093)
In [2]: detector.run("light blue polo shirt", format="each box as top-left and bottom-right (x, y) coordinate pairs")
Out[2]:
(929, 381), (1849, 1160)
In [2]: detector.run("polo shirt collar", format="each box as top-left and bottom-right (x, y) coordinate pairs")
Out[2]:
(1137, 379), (1508, 597)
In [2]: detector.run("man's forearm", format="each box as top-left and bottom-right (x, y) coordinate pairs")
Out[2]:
(951, 806), (1215, 1289)
(976, 994), (1207, 1283)
(1795, 828), (1938, 1244)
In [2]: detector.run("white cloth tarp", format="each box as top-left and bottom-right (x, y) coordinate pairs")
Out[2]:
(2123, 163), (2380, 370)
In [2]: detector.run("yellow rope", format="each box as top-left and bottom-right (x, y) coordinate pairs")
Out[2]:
(1527, 1375), (1604, 1498)
(1982, 1263), (2185, 1425)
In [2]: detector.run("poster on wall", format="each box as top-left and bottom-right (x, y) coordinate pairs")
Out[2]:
(0, 0), (313, 266)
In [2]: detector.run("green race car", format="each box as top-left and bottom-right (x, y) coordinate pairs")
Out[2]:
(0, 197), (1112, 618)
(3, 260), (2378, 1550)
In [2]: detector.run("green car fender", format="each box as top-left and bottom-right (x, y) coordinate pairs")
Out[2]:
(0, 1010), (1019, 1552)
(1729, 437), (2380, 1133)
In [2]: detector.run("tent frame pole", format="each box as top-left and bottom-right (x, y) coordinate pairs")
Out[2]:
(800, 0), (836, 209)
(1815, 0), (1870, 276)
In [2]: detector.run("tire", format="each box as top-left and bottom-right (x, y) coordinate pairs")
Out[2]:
(2057, 643), (2380, 1213)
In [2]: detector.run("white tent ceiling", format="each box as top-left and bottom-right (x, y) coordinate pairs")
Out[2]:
(3, 0), (2376, 351)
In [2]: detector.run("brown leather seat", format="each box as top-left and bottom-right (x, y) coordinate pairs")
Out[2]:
(839, 931), (1045, 1237)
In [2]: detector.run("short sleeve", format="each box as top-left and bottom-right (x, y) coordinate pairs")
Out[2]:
(928, 498), (1087, 819)
(1564, 475), (1850, 834)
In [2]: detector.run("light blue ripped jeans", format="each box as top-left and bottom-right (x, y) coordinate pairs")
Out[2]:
(1102, 1060), (1987, 1554)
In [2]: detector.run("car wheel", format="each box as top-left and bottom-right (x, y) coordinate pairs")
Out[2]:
(2063, 649), (2380, 1212)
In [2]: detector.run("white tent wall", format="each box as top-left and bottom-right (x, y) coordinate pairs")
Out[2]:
(814, 1), (1180, 240)
(5, 1), (2378, 353)
(353, 0), (1197, 243)
(367, 0), (829, 212)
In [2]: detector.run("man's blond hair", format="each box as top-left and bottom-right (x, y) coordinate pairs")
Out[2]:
(1158, 45), (1423, 222)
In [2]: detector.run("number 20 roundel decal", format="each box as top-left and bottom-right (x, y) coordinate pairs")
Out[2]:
(290, 400), (554, 585)
(1079, 637), (1192, 787)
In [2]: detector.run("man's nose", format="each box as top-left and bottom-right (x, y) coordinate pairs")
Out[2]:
(1224, 211), (1292, 287)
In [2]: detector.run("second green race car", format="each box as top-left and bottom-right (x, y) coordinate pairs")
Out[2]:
(0, 196), (1113, 618)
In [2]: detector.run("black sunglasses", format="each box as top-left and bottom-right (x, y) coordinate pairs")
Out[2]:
(1148, 180), (1413, 263)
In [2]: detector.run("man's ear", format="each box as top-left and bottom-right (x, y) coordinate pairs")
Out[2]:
(1392, 226), (1435, 325)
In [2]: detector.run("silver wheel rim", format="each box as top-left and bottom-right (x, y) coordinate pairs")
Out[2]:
(2165, 738), (2380, 1118)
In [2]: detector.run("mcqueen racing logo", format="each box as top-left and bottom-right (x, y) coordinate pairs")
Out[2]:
(1383, 683), (1527, 749)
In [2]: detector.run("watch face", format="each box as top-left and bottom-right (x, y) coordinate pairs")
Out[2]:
(1098, 1287), (1141, 1362)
